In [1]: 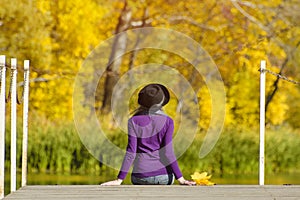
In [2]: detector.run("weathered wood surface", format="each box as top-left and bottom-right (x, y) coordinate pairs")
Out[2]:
(3, 185), (300, 200)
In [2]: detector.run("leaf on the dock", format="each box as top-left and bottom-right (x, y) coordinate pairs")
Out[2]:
(191, 172), (215, 186)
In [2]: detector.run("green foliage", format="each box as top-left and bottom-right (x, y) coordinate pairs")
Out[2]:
(178, 126), (300, 177)
(5, 117), (300, 177)
(5, 116), (102, 174)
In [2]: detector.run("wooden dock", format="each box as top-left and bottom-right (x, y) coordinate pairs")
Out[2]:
(3, 185), (300, 200)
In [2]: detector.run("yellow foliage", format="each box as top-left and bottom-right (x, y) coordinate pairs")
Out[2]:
(24, 0), (108, 120)
(2, 0), (300, 128)
(198, 86), (212, 130)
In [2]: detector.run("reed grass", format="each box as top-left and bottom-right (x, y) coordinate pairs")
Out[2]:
(4, 117), (300, 177)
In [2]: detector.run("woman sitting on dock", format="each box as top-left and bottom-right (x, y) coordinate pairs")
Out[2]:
(101, 84), (195, 186)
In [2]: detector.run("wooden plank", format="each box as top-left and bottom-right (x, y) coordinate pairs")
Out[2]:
(3, 185), (300, 200)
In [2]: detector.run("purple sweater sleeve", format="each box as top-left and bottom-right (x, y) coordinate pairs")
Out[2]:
(162, 119), (183, 179)
(117, 120), (137, 180)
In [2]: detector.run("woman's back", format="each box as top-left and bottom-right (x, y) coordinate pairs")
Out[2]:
(130, 114), (170, 152)
(127, 114), (177, 178)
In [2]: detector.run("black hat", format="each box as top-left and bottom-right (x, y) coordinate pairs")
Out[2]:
(138, 84), (170, 108)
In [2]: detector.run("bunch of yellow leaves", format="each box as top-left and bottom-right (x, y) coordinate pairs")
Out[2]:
(191, 172), (215, 186)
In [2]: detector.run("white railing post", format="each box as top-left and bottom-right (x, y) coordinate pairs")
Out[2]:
(21, 60), (30, 187)
(10, 58), (17, 192)
(0, 56), (30, 197)
(0, 55), (6, 199)
(259, 60), (266, 186)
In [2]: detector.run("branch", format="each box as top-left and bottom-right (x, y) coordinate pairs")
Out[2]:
(17, 76), (73, 87)
(265, 58), (288, 113)
(230, 0), (270, 33)
(166, 15), (226, 32)
(230, 0), (297, 57)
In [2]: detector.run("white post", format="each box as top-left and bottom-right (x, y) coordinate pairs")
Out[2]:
(259, 60), (266, 186)
(10, 58), (17, 192)
(21, 60), (29, 187)
(0, 55), (6, 198)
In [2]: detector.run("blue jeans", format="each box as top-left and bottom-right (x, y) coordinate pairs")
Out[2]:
(131, 174), (174, 185)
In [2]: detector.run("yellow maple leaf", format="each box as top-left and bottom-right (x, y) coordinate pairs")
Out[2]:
(191, 172), (215, 186)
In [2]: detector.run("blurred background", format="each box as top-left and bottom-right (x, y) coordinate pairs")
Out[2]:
(1, 0), (300, 193)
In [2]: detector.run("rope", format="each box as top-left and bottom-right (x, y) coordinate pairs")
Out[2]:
(259, 68), (300, 85)
(1, 64), (30, 104)
(17, 69), (29, 104)
(0, 64), (7, 86)
(6, 68), (14, 103)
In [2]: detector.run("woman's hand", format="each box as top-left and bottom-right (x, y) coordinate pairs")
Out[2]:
(100, 179), (123, 186)
(177, 177), (196, 186)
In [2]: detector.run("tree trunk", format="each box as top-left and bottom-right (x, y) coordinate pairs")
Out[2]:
(265, 58), (287, 114)
(101, 0), (132, 114)
(265, 41), (300, 115)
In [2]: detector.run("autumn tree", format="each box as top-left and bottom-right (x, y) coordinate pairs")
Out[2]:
(0, 0), (51, 76)
(1, 0), (299, 130)
(96, 0), (300, 129)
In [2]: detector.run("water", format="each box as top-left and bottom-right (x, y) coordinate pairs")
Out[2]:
(4, 172), (300, 195)
(213, 173), (300, 185)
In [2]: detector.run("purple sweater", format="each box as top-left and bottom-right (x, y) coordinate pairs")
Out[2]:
(117, 113), (183, 180)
